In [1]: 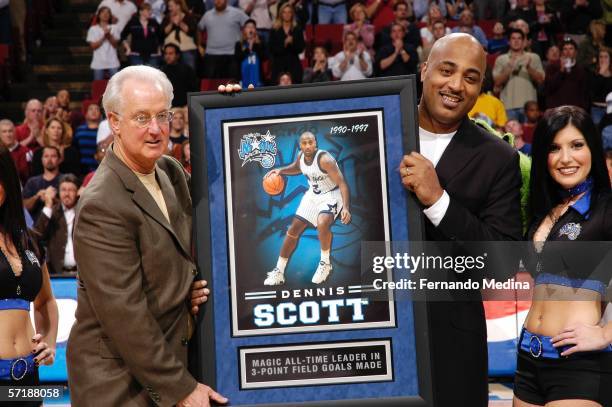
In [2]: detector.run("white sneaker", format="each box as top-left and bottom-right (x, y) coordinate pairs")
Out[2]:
(264, 268), (285, 285)
(311, 261), (332, 284)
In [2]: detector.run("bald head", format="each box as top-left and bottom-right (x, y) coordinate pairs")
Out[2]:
(427, 33), (486, 70)
(24, 99), (43, 124)
(419, 33), (486, 133)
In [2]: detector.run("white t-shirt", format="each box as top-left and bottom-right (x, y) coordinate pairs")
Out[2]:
(86, 24), (121, 70)
(239, 0), (272, 29)
(330, 51), (373, 81)
(419, 126), (456, 226)
(98, 0), (137, 32)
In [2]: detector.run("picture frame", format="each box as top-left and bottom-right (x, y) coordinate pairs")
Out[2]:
(188, 76), (431, 406)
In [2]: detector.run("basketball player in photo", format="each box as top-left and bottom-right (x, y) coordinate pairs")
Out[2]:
(262, 131), (351, 285)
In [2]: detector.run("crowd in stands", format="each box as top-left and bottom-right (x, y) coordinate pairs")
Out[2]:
(2, 0), (612, 275)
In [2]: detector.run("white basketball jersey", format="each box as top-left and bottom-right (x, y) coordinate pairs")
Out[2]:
(299, 150), (338, 194)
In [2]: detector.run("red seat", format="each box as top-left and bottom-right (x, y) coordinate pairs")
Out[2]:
(313, 24), (344, 49)
(486, 52), (500, 68)
(478, 19), (497, 39)
(91, 79), (108, 102)
(0, 44), (9, 65)
(200, 78), (232, 91)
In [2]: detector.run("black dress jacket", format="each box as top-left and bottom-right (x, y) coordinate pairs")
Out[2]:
(424, 118), (522, 407)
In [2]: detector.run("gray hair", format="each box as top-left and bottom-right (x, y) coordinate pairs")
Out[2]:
(0, 119), (15, 129)
(24, 98), (42, 112)
(102, 66), (174, 116)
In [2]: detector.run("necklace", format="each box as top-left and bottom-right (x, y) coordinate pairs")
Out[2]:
(0, 241), (23, 296)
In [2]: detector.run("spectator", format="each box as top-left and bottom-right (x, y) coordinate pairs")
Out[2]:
(57, 90), (70, 111)
(419, 4), (450, 51)
(344, 3), (375, 58)
(31, 119), (81, 178)
(472, 0), (506, 20)
(543, 43), (559, 69)
(81, 137), (112, 190)
(43, 96), (59, 123)
(543, 37), (589, 110)
(161, 44), (199, 106)
(121, 2), (163, 68)
(180, 141), (191, 173)
(531, 0), (559, 59)
(493, 28), (544, 122)
(238, 0), (273, 44)
(521, 100), (540, 143)
(509, 18), (531, 50)
(198, 0), (248, 79)
(317, 0), (347, 24)
(451, 10), (488, 49)
(469, 72), (508, 130)
(561, 0), (602, 45)
(504, 119), (531, 156)
(15, 99), (44, 150)
(420, 20), (446, 62)
(331, 31), (373, 80)
(377, 22), (418, 76)
(32, 174), (80, 274)
(0, 119), (31, 184)
(87, 6), (121, 80)
(445, 0), (468, 21)
(503, 0), (536, 29)
(269, 3), (304, 84)
(377, 1), (421, 51)
(414, 0), (446, 21)
(599, 92), (612, 151)
(144, 0), (166, 24)
(363, 0), (399, 31)
(163, 0), (199, 70)
(97, 0), (137, 33)
(303, 46), (332, 83)
(488, 22), (509, 55)
(23, 146), (63, 220)
(73, 103), (102, 174)
(277, 71), (292, 85)
(235, 19), (265, 87)
(273, 0), (309, 28)
(577, 19), (606, 71)
(589, 48), (612, 125)
(169, 107), (188, 150)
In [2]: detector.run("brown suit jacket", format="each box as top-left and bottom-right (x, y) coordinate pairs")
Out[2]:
(32, 204), (70, 274)
(67, 145), (198, 406)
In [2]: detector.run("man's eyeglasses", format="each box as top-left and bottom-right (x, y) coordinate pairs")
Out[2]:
(113, 110), (174, 128)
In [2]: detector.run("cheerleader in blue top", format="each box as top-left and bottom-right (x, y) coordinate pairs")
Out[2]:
(514, 106), (612, 407)
(0, 145), (58, 406)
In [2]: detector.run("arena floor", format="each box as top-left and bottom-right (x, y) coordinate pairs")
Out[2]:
(41, 383), (516, 406)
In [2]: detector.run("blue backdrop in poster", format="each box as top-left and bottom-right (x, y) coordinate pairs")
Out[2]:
(203, 95), (417, 404)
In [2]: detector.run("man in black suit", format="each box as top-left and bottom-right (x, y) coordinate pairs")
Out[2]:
(400, 33), (522, 407)
(32, 174), (80, 274)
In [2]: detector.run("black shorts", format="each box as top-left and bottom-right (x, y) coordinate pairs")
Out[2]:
(514, 349), (612, 405)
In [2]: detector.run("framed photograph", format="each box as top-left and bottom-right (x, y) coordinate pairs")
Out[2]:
(188, 77), (431, 406)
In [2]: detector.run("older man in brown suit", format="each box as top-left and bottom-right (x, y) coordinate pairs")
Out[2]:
(67, 66), (227, 407)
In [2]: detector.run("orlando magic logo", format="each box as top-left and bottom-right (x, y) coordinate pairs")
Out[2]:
(559, 223), (581, 240)
(238, 131), (277, 168)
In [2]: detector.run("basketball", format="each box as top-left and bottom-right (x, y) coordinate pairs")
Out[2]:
(263, 173), (285, 195)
